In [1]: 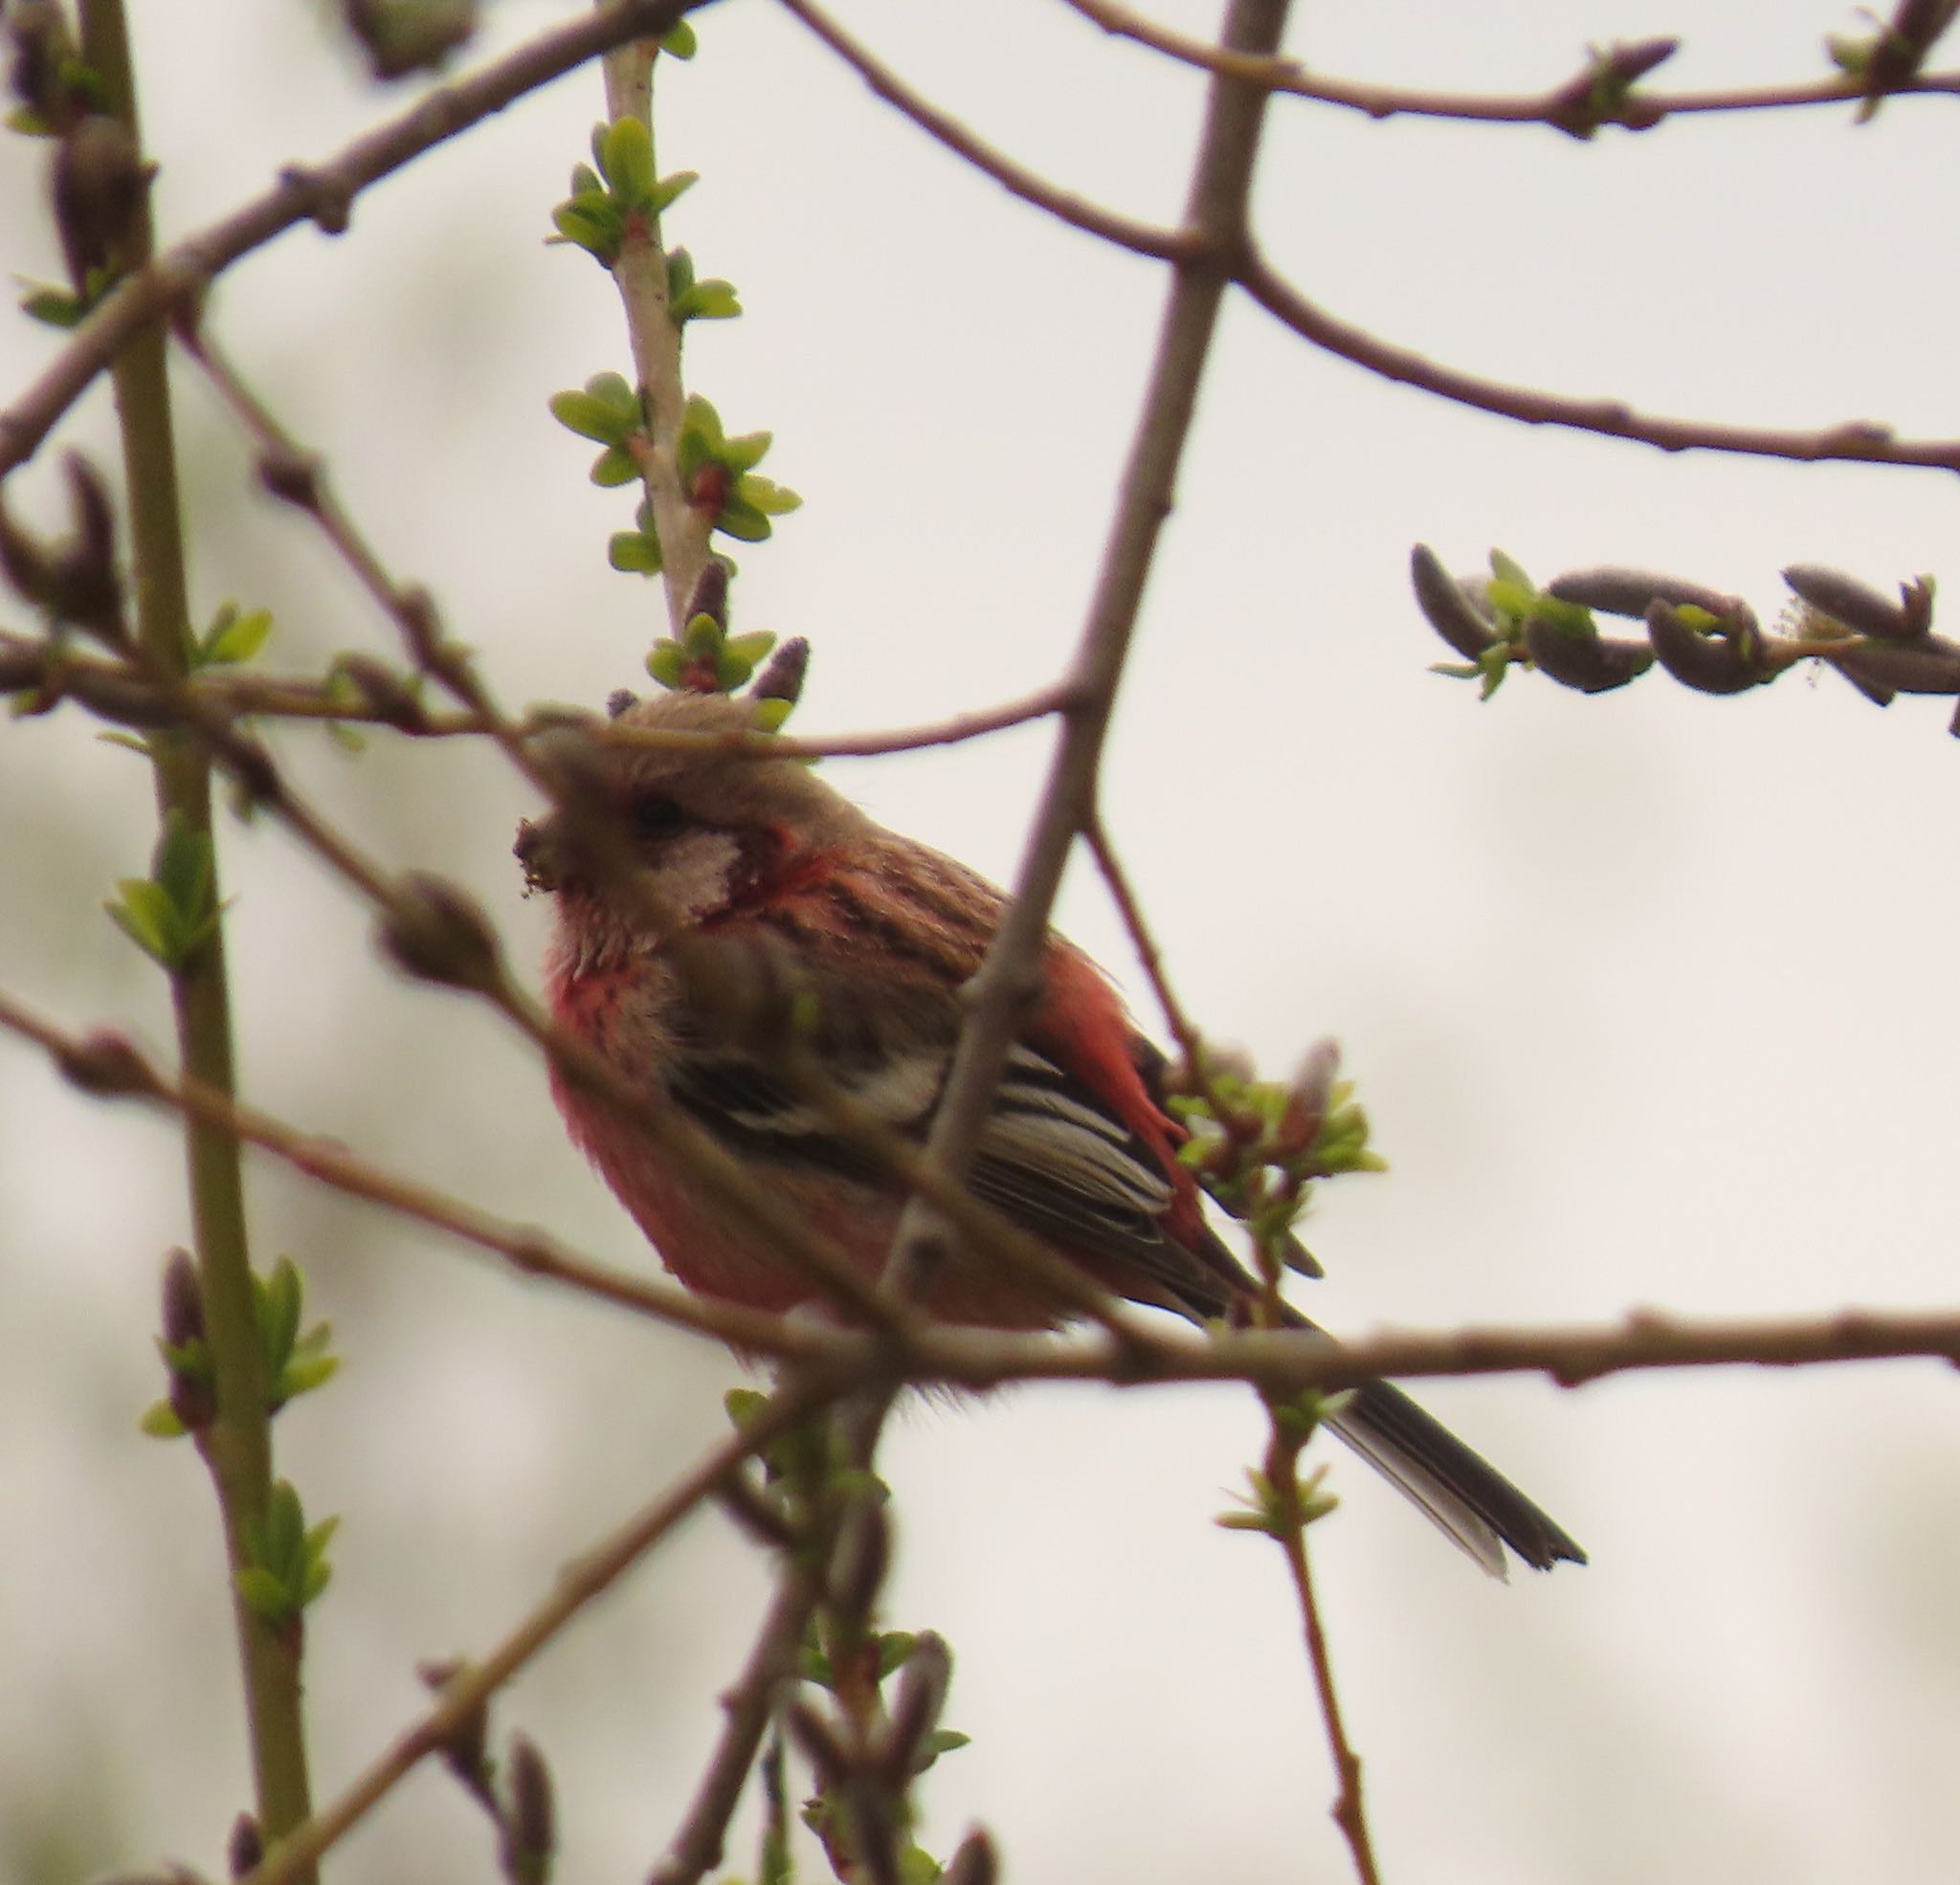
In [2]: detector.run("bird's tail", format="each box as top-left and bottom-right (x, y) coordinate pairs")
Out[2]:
(1278, 1305), (1587, 1577)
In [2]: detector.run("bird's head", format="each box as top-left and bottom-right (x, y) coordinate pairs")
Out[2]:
(515, 689), (866, 961)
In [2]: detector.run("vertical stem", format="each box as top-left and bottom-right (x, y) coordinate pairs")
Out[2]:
(601, 28), (713, 632)
(1268, 1425), (1380, 1885)
(76, 0), (316, 1863)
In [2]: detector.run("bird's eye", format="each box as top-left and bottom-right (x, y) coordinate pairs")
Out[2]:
(632, 793), (687, 841)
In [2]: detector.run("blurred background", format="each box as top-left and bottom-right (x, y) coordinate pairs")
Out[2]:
(4, 0), (1960, 1879)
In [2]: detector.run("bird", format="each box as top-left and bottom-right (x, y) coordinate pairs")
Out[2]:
(515, 683), (1586, 1577)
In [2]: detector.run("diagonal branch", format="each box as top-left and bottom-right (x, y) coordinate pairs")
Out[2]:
(777, 0), (1193, 261)
(234, 1378), (839, 1885)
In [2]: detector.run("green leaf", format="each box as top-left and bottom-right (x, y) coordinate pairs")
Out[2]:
(107, 879), (176, 965)
(875, 1630), (918, 1678)
(713, 497), (772, 543)
(550, 389), (629, 445)
(196, 603), (273, 668)
(153, 820), (213, 928)
(1488, 548), (1533, 591)
(721, 429), (772, 474)
(234, 1566), (293, 1621)
(139, 1400), (188, 1438)
(256, 1259), (303, 1371)
(277, 1354), (341, 1401)
(726, 631), (776, 667)
(737, 475), (801, 517)
(725, 1386), (770, 1429)
(548, 199), (622, 262)
(609, 531), (663, 576)
(650, 169), (698, 214)
(568, 162), (604, 197)
(913, 1728), (970, 1773)
(599, 116), (658, 205)
(590, 443), (639, 487)
(751, 697), (792, 734)
(897, 1847), (944, 1885)
(19, 284), (86, 329)
(646, 643), (686, 687)
(660, 18), (698, 56)
(671, 278), (742, 323)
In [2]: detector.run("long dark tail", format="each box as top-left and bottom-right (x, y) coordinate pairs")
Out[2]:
(1271, 1303), (1585, 1576)
(1325, 1373), (1586, 1576)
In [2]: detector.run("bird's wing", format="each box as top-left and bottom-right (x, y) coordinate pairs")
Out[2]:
(657, 930), (1219, 1299)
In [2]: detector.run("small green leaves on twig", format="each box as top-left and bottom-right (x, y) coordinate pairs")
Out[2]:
(234, 1479), (337, 1634)
(254, 1255), (340, 1414)
(1216, 1457), (1340, 1538)
(550, 370), (645, 488)
(1169, 1042), (1382, 1284)
(1416, 545), (1960, 733)
(107, 813), (219, 973)
(549, 118), (698, 267)
(666, 247), (742, 326)
(144, 1253), (337, 1437)
(676, 395), (802, 543)
(1414, 546), (1655, 699)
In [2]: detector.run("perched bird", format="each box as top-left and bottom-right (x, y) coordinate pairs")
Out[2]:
(516, 685), (1585, 1577)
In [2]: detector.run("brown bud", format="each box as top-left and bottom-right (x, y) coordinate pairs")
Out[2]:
(378, 874), (504, 994)
(1783, 564), (1924, 643)
(942, 1830), (997, 1885)
(160, 1248), (204, 1349)
(684, 559), (728, 631)
(56, 1031), (151, 1096)
(1523, 618), (1654, 693)
(501, 1733), (555, 1884)
(52, 114), (151, 293)
(1549, 566), (1745, 623)
(226, 1813), (262, 1880)
(750, 636), (810, 707)
(1644, 601), (1766, 696)
(881, 1630), (951, 1783)
(1409, 544), (1496, 660)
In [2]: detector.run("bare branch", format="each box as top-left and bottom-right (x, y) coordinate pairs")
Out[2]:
(1060, 0), (1960, 130)
(777, 0), (1193, 262)
(1239, 250), (1960, 475)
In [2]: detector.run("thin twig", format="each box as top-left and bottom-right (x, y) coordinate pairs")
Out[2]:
(0, 631), (1078, 754)
(1059, 0), (1960, 127)
(0, 987), (848, 1356)
(1238, 250), (1960, 475)
(777, 0), (1194, 262)
(883, 0), (1294, 1307)
(1268, 1447), (1378, 1885)
(236, 1378), (839, 1885)
(0, 0), (709, 477)
(647, 1561), (825, 1885)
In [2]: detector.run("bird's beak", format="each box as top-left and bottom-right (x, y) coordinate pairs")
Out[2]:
(513, 814), (562, 893)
